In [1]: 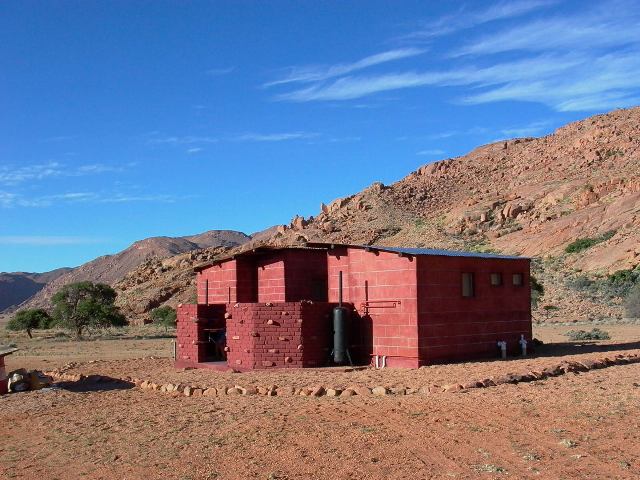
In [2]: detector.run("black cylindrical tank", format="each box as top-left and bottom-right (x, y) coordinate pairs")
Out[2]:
(333, 306), (349, 364)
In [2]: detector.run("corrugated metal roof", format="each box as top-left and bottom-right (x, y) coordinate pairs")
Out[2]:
(306, 242), (527, 260)
(364, 245), (527, 260)
(194, 242), (528, 271)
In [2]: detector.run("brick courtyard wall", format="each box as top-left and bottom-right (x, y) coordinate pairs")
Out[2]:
(175, 303), (226, 367)
(0, 356), (7, 395)
(417, 256), (532, 364)
(327, 247), (419, 368)
(225, 301), (337, 369)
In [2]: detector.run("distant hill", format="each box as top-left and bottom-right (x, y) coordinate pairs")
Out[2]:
(0, 268), (72, 313)
(10, 230), (250, 312)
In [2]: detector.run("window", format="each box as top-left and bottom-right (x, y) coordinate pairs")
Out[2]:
(490, 273), (502, 286)
(462, 273), (474, 297)
(512, 273), (523, 286)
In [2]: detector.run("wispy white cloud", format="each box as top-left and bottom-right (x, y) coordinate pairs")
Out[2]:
(276, 54), (580, 102)
(40, 135), (77, 143)
(499, 120), (553, 138)
(231, 132), (319, 142)
(149, 132), (320, 146)
(416, 149), (445, 156)
(100, 193), (188, 204)
(0, 189), (192, 208)
(453, 2), (640, 57)
(403, 0), (556, 40)
(0, 162), (125, 186)
(206, 66), (235, 76)
(0, 236), (105, 246)
(264, 48), (425, 87)
(270, 1), (640, 112)
(186, 147), (203, 154)
(460, 50), (640, 111)
(149, 136), (219, 145)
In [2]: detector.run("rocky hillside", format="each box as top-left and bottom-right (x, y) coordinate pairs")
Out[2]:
(0, 268), (71, 313)
(99, 107), (640, 323)
(15, 230), (250, 312)
(267, 107), (640, 321)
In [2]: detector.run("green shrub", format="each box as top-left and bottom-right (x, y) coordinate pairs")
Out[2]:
(6, 308), (52, 338)
(565, 230), (615, 254)
(565, 328), (610, 341)
(150, 306), (177, 331)
(625, 284), (640, 318)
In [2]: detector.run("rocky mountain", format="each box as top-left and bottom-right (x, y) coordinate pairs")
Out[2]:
(267, 107), (640, 321)
(13, 230), (250, 313)
(0, 268), (72, 313)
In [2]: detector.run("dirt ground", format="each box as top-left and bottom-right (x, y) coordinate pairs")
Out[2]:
(1, 323), (640, 480)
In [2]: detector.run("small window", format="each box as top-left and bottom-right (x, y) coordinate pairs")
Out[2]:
(490, 273), (502, 286)
(462, 273), (474, 297)
(512, 273), (523, 286)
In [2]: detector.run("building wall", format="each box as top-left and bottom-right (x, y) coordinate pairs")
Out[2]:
(175, 303), (226, 367)
(417, 255), (531, 364)
(284, 250), (328, 302)
(197, 260), (238, 304)
(327, 247), (419, 368)
(256, 256), (286, 303)
(226, 301), (336, 369)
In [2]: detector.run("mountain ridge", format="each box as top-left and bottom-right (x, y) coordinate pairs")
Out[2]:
(2, 230), (250, 317)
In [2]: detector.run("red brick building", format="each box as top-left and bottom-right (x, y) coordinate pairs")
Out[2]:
(176, 244), (531, 370)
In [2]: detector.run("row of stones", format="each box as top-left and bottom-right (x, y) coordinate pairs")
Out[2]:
(47, 353), (640, 399)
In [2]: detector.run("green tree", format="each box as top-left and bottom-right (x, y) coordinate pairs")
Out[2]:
(51, 281), (126, 338)
(150, 306), (177, 331)
(6, 308), (51, 338)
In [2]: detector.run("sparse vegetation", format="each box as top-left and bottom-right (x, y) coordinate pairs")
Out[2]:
(150, 305), (177, 331)
(6, 308), (51, 338)
(51, 281), (126, 339)
(566, 267), (640, 302)
(542, 305), (559, 320)
(531, 275), (544, 309)
(600, 148), (624, 159)
(625, 284), (640, 318)
(565, 230), (615, 253)
(565, 328), (610, 341)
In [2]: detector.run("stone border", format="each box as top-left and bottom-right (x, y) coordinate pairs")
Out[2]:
(45, 352), (640, 399)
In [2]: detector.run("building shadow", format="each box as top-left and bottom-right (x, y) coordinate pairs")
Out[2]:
(53, 375), (135, 393)
(532, 341), (640, 358)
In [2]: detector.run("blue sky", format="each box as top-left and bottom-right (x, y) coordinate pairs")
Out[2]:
(1, 0), (639, 272)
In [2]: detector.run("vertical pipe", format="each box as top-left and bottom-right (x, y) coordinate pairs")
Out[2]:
(338, 271), (343, 307)
(228, 286), (231, 304)
(205, 280), (209, 306)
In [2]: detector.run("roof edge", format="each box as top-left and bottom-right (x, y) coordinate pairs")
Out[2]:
(194, 242), (529, 272)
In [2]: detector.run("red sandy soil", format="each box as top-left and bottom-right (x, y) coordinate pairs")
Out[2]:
(1, 324), (639, 480)
(1, 362), (639, 479)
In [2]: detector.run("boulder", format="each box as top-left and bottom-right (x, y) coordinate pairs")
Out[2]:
(372, 386), (389, 396)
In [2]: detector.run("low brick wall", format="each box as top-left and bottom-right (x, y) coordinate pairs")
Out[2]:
(176, 304), (226, 367)
(226, 301), (342, 369)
